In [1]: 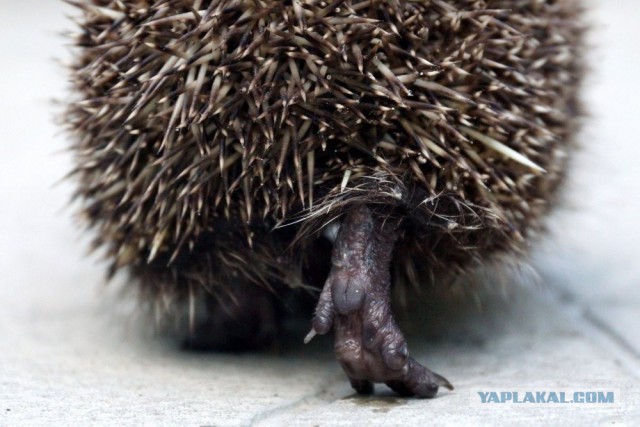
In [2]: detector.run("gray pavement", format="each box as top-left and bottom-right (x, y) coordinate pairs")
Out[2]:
(1, 1), (639, 425)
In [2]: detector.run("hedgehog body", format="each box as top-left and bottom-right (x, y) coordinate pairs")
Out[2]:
(66, 0), (583, 397)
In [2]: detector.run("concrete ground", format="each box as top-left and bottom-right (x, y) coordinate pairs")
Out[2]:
(1, 1), (639, 425)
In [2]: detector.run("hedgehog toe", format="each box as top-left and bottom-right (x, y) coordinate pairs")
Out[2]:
(385, 358), (454, 398)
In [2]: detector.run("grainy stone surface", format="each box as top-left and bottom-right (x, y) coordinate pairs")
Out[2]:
(1, 1), (639, 425)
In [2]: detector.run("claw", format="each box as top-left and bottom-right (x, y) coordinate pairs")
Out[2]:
(303, 328), (317, 344)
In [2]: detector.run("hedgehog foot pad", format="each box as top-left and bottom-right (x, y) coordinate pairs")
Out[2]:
(307, 206), (453, 398)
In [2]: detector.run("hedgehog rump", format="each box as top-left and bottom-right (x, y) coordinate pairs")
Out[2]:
(65, 0), (584, 397)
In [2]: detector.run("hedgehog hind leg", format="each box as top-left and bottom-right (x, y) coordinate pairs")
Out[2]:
(307, 205), (453, 398)
(182, 282), (278, 352)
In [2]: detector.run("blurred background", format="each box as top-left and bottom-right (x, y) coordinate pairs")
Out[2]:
(0, 1), (638, 425)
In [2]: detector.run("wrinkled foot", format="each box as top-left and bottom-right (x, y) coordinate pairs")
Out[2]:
(182, 283), (278, 352)
(306, 205), (453, 398)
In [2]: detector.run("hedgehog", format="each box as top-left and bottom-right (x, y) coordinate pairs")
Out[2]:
(64, 0), (583, 398)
